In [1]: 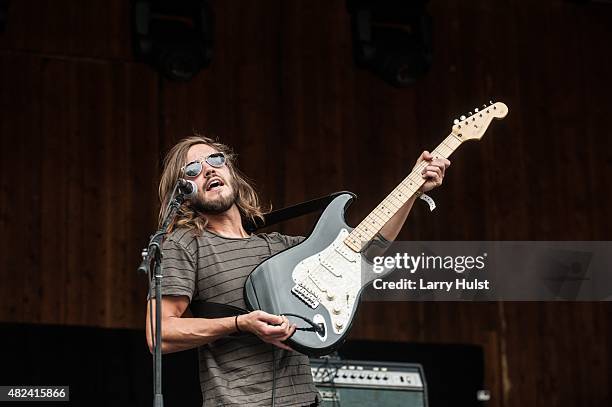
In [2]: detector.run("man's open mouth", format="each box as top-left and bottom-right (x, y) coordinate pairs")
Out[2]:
(206, 178), (225, 191)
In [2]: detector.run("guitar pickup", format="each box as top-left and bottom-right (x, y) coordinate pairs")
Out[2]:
(334, 242), (358, 263)
(319, 256), (341, 277)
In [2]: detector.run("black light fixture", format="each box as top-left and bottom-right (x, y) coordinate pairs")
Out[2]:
(132, 0), (213, 81)
(567, 0), (612, 3)
(0, 0), (9, 33)
(347, 0), (432, 87)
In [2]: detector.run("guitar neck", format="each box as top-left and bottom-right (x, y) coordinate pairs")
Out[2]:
(344, 133), (463, 252)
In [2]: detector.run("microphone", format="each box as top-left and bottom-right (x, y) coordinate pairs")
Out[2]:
(177, 179), (198, 199)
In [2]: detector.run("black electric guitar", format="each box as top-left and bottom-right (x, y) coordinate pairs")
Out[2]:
(244, 102), (508, 356)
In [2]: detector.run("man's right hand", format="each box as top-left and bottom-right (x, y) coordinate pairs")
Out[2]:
(237, 310), (297, 351)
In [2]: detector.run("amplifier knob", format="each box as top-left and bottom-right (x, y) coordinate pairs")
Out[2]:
(327, 293), (335, 301)
(332, 307), (341, 315)
(335, 321), (344, 330)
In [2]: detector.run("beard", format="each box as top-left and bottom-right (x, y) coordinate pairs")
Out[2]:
(190, 185), (238, 215)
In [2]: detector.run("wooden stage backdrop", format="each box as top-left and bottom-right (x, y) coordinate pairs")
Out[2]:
(0, 1), (611, 406)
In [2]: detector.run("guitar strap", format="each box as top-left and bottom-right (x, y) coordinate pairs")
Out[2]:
(189, 300), (247, 318)
(189, 300), (322, 333)
(243, 191), (350, 232)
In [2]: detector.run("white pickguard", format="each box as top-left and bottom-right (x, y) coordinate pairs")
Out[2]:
(291, 229), (362, 335)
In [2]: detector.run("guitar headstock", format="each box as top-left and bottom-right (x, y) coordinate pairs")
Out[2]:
(451, 101), (508, 141)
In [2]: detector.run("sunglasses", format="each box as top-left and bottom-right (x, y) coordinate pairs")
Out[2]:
(182, 152), (226, 178)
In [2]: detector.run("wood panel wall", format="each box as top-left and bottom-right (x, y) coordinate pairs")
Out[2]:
(1, 1), (611, 406)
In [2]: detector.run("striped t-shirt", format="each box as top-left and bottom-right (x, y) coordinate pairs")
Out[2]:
(157, 227), (320, 407)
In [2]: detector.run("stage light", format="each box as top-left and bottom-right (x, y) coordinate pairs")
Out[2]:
(347, 0), (432, 87)
(132, 0), (213, 81)
(0, 0), (8, 33)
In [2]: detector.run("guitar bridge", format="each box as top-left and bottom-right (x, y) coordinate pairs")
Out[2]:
(291, 284), (320, 309)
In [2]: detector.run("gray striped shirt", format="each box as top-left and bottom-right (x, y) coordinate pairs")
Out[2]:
(157, 227), (319, 407)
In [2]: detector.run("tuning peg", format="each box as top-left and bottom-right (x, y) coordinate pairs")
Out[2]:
(474, 107), (479, 112)
(482, 104), (487, 108)
(460, 115), (466, 120)
(468, 111), (473, 116)
(489, 100), (494, 105)
(453, 119), (459, 125)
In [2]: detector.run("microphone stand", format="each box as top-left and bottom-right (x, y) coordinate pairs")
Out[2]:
(138, 181), (186, 407)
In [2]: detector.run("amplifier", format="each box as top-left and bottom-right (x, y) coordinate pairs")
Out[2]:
(310, 358), (428, 407)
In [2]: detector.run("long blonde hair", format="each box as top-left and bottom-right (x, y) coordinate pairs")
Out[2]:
(158, 134), (266, 235)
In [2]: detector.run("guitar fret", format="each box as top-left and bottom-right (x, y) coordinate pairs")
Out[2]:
(406, 174), (422, 186)
(363, 216), (383, 232)
(372, 210), (390, 224)
(373, 209), (390, 223)
(442, 140), (455, 150)
(378, 205), (395, 217)
(379, 200), (399, 213)
(388, 193), (405, 207)
(433, 148), (447, 158)
(386, 191), (403, 207)
(397, 186), (416, 199)
(366, 214), (384, 227)
(400, 181), (418, 193)
(447, 135), (462, 147)
(379, 200), (395, 211)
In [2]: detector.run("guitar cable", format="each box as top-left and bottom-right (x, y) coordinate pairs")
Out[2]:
(270, 312), (325, 407)
(280, 312), (325, 335)
(272, 348), (277, 407)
